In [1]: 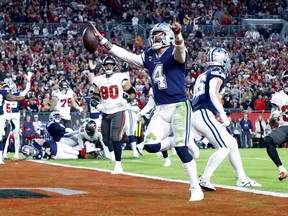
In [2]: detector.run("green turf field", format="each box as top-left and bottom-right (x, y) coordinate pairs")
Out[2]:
(38, 148), (288, 194)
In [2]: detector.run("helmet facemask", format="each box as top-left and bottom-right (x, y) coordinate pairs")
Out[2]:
(102, 56), (117, 75)
(149, 23), (175, 50)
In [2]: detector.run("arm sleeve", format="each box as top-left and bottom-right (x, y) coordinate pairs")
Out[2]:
(140, 95), (155, 116)
(20, 82), (31, 96)
(109, 45), (144, 68)
(172, 44), (186, 64)
(209, 78), (225, 115)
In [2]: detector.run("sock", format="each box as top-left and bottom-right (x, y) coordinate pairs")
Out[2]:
(228, 143), (246, 181)
(113, 141), (122, 161)
(202, 148), (230, 181)
(162, 150), (168, 159)
(182, 159), (200, 189)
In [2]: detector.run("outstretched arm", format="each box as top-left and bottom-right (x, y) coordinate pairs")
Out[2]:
(90, 23), (144, 68)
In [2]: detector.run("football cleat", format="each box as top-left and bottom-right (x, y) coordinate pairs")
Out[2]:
(189, 187), (204, 202)
(236, 177), (262, 187)
(278, 171), (287, 181)
(199, 177), (216, 191)
(111, 163), (123, 175)
(163, 158), (171, 167)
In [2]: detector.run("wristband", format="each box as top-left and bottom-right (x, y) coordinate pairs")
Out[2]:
(100, 38), (108, 45)
(175, 33), (183, 41)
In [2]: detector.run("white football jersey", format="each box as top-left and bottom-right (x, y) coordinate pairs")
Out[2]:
(3, 100), (12, 120)
(52, 88), (74, 120)
(270, 90), (288, 126)
(93, 73), (128, 114)
(78, 123), (102, 142)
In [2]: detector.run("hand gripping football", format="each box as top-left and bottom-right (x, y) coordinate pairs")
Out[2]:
(82, 26), (98, 54)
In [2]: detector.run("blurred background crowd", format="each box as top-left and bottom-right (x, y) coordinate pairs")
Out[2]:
(1, 0), (288, 115)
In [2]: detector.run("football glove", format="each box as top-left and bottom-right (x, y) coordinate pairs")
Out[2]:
(220, 112), (230, 127)
(122, 62), (129, 72)
(25, 92), (33, 99)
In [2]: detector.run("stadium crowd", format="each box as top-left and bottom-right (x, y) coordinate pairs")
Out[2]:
(0, 0), (288, 113)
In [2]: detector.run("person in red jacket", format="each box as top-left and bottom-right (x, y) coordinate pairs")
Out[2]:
(21, 115), (34, 145)
(254, 94), (266, 110)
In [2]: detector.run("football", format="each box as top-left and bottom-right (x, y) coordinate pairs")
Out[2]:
(82, 26), (98, 54)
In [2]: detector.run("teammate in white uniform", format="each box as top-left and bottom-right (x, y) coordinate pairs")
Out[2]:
(90, 16), (203, 201)
(51, 79), (83, 128)
(192, 47), (262, 191)
(91, 56), (136, 174)
(264, 69), (288, 181)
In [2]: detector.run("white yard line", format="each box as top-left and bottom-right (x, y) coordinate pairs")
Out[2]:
(31, 160), (288, 198)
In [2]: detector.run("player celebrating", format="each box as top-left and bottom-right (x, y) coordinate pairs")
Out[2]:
(264, 69), (288, 181)
(0, 80), (32, 163)
(3, 73), (32, 160)
(51, 79), (83, 128)
(91, 56), (136, 174)
(192, 47), (262, 191)
(90, 16), (203, 201)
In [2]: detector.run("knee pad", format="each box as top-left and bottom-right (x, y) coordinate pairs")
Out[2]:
(175, 146), (192, 163)
(145, 143), (161, 153)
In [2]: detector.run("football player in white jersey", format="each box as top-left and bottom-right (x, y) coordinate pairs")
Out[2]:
(192, 47), (262, 191)
(51, 79), (83, 128)
(0, 79), (32, 163)
(90, 16), (203, 201)
(91, 56), (136, 174)
(3, 72), (32, 160)
(264, 69), (288, 181)
(78, 119), (111, 159)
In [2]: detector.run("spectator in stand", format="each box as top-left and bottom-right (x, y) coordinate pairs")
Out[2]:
(255, 115), (266, 148)
(240, 114), (253, 148)
(253, 94), (266, 111)
(21, 115), (34, 146)
(32, 114), (42, 138)
(263, 95), (272, 111)
(41, 93), (51, 112)
(27, 97), (39, 113)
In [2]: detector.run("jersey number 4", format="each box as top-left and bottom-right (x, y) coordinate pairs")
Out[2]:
(153, 64), (167, 89)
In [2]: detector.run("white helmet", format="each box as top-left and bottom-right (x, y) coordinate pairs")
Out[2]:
(148, 23), (175, 50)
(207, 47), (231, 76)
(49, 111), (61, 123)
(281, 69), (288, 94)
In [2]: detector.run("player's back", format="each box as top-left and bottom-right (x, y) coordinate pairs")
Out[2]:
(192, 67), (226, 116)
(143, 46), (187, 105)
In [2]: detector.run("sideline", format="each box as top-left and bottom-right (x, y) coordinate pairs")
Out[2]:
(31, 160), (288, 198)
